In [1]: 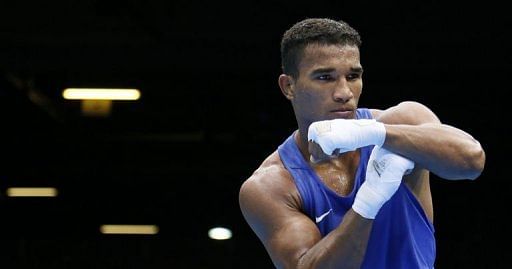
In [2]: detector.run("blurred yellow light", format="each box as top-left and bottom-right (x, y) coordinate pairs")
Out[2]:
(7, 187), (58, 197)
(81, 99), (112, 117)
(62, 88), (140, 100)
(100, 225), (159, 235)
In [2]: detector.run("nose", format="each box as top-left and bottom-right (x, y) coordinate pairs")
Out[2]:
(332, 79), (353, 103)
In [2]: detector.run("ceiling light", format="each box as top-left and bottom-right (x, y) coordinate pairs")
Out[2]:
(6, 187), (58, 197)
(62, 88), (140, 100)
(208, 227), (232, 240)
(100, 224), (159, 235)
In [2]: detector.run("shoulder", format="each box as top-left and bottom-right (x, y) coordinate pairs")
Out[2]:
(239, 151), (301, 211)
(369, 101), (441, 125)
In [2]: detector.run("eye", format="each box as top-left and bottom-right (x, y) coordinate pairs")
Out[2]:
(316, 74), (334, 81)
(347, 73), (361, 81)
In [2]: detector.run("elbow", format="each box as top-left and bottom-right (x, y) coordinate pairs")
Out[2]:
(464, 143), (486, 180)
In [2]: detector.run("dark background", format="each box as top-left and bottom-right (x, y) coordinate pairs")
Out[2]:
(0, 1), (508, 268)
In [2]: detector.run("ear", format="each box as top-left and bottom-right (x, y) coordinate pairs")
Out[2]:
(278, 74), (295, 100)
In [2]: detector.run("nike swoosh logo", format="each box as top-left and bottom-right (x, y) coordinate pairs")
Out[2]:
(315, 209), (333, 223)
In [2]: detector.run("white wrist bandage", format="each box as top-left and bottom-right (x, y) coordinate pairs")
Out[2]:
(352, 146), (414, 219)
(308, 119), (386, 156)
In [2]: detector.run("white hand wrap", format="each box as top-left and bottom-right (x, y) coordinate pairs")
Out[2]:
(352, 146), (414, 219)
(307, 119), (386, 156)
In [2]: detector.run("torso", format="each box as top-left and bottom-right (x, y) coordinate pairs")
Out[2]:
(285, 146), (433, 223)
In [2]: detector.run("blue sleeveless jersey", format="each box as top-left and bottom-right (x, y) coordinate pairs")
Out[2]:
(277, 108), (435, 269)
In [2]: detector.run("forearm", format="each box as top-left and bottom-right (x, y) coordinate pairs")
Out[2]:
(297, 210), (372, 269)
(383, 123), (485, 180)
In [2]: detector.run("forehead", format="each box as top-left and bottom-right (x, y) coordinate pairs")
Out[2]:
(298, 44), (361, 72)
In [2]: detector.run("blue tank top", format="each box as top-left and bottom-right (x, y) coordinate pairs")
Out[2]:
(277, 108), (436, 269)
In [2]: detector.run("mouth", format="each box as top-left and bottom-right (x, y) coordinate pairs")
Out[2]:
(330, 109), (354, 118)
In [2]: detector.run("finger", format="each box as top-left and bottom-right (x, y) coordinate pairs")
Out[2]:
(308, 141), (333, 163)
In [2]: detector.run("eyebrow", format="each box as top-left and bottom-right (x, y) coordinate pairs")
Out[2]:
(310, 66), (364, 75)
(351, 67), (364, 73)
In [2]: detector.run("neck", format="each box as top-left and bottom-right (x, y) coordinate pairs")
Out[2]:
(294, 124), (312, 162)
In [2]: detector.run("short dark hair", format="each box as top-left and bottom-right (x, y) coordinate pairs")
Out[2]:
(280, 18), (362, 78)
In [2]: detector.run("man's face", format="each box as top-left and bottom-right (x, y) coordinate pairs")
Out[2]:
(290, 44), (363, 125)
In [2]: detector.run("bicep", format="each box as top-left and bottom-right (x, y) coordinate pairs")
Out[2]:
(266, 211), (322, 268)
(371, 101), (441, 125)
(239, 179), (322, 269)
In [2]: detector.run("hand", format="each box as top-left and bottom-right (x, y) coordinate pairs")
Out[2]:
(308, 119), (386, 159)
(352, 146), (414, 219)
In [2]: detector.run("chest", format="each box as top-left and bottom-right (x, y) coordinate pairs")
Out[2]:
(312, 154), (360, 196)
(315, 168), (356, 196)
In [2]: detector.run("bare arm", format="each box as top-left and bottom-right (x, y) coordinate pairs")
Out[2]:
(373, 101), (486, 180)
(239, 162), (372, 269)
